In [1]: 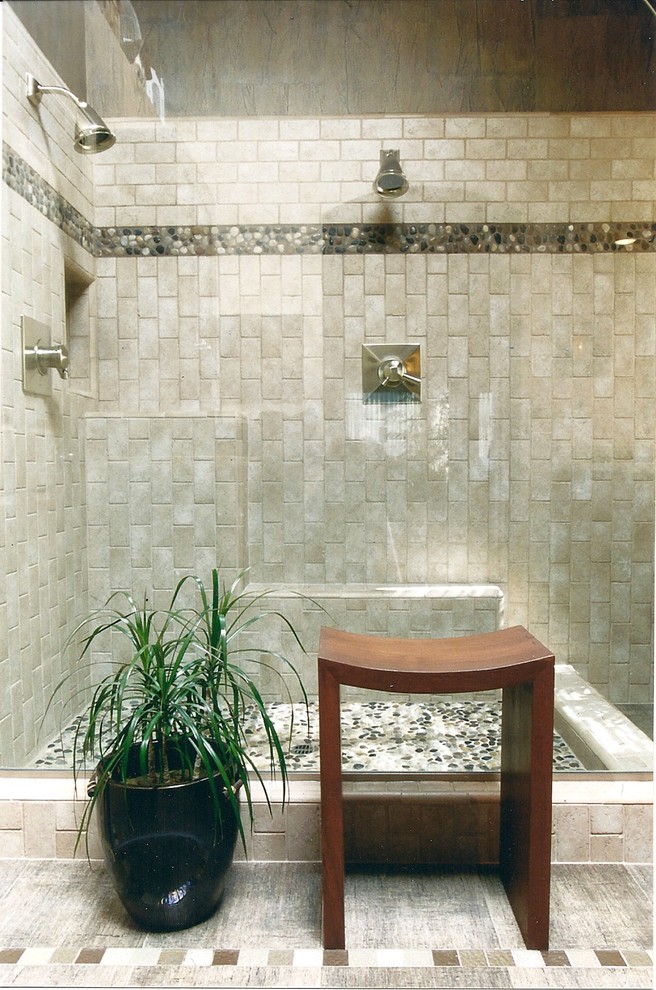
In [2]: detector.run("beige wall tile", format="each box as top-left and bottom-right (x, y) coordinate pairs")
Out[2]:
(554, 805), (591, 862)
(251, 830), (287, 861)
(285, 804), (321, 861)
(23, 802), (57, 857)
(589, 834), (624, 862)
(623, 805), (654, 862)
(0, 830), (25, 857)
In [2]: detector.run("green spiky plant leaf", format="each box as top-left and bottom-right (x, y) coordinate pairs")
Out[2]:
(46, 569), (315, 855)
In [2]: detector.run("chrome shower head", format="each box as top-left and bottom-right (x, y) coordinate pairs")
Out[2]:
(373, 149), (409, 198)
(74, 104), (116, 154)
(26, 73), (116, 154)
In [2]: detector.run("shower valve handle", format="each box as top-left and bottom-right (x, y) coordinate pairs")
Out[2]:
(29, 340), (70, 379)
(377, 357), (421, 389)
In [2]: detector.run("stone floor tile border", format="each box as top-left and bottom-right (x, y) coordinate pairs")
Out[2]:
(0, 945), (652, 970)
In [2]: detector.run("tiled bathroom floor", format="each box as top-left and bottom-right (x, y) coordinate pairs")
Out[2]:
(32, 699), (585, 773)
(0, 859), (651, 988)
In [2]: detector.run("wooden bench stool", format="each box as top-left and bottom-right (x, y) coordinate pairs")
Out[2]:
(318, 624), (555, 950)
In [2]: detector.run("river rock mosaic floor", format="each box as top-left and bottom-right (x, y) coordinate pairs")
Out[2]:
(31, 700), (584, 772)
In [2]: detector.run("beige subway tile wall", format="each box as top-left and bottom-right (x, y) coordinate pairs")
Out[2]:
(1, 4), (653, 765)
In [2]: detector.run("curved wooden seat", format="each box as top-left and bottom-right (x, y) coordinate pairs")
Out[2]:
(318, 624), (554, 691)
(318, 624), (555, 951)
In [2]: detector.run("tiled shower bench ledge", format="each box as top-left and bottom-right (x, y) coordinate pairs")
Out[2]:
(0, 776), (651, 865)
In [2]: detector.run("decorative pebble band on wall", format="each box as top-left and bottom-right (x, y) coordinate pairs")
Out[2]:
(96, 221), (656, 256)
(4, 142), (656, 258)
(321, 222), (656, 255)
(3, 143), (97, 253)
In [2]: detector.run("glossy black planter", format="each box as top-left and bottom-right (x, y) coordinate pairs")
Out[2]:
(97, 762), (240, 931)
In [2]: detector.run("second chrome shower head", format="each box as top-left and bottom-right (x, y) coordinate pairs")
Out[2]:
(373, 149), (409, 198)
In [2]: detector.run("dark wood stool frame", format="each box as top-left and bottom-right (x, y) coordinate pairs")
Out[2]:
(318, 624), (555, 950)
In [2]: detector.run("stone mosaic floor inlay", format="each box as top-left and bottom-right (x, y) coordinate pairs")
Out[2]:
(32, 699), (584, 772)
(0, 944), (650, 969)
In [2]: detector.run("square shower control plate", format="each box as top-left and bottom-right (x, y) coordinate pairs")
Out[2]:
(22, 316), (51, 396)
(362, 343), (421, 401)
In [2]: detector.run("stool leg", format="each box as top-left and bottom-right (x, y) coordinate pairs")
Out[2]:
(499, 667), (554, 949)
(318, 662), (346, 949)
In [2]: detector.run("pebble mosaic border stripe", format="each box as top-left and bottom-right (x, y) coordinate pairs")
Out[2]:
(2, 144), (97, 254)
(97, 222), (324, 256)
(4, 143), (655, 258)
(96, 220), (656, 256)
(0, 946), (652, 970)
(321, 221), (656, 255)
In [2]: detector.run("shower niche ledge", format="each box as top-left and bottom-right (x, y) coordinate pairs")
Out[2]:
(243, 583), (504, 637)
(246, 582), (504, 603)
(244, 583), (505, 702)
(246, 582), (504, 633)
(248, 583), (504, 612)
(245, 581), (505, 628)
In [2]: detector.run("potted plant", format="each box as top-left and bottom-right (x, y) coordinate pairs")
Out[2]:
(48, 568), (311, 931)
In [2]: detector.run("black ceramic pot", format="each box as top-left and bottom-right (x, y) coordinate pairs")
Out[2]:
(96, 752), (241, 931)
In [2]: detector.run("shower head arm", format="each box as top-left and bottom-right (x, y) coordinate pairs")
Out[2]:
(26, 74), (86, 112)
